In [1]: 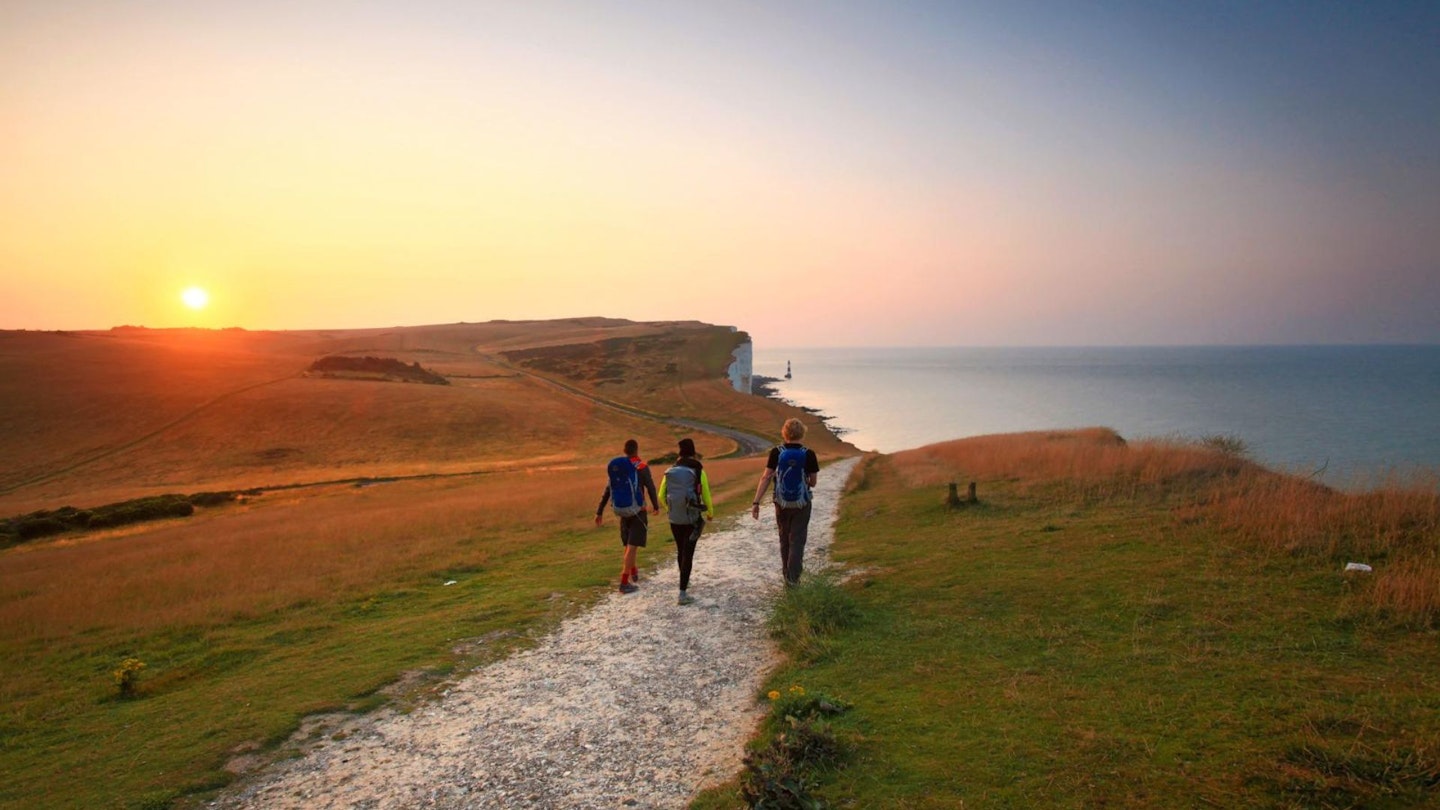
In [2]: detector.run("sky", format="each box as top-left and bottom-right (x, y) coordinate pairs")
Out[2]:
(3, 1), (1438, 347)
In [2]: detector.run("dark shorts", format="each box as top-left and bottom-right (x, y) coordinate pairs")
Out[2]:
(619, 512), (648, 547)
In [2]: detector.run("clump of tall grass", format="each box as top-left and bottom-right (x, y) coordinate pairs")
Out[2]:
(766, 572), (861, 663)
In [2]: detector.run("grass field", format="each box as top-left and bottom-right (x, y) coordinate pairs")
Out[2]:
(0, 319), (848, 810)
(693, 430), (1440, 808)
(11, 320), (1433, 809)
(1, 319), (830, 512)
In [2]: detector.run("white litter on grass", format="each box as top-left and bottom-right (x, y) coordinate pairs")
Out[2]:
(443, 580), (458, 586)
(1344, 562), (1373, 573)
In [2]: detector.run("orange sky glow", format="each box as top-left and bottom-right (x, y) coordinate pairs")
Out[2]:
(2, 1), (1437, 346)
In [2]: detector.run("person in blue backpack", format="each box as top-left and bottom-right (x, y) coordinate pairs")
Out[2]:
(750, 418), (820, 586)
(595, 438), (660, 594)
(657, 437), (715, 605)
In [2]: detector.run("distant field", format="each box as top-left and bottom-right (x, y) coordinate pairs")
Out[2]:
(0, 318), (853, 809)
(0, 319), (844, 513)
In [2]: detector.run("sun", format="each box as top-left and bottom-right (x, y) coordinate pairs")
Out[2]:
(181, 286), (210, 310)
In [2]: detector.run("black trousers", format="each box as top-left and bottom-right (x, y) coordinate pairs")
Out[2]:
(775, 503), (812, 584)
(668, 520), (704, 591)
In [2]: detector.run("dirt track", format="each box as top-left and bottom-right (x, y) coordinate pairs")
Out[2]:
(211, 457), (859, 810)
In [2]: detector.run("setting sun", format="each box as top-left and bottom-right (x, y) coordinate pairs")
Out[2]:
(181, 287), (209, 310)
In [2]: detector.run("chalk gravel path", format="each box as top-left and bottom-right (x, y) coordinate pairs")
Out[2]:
(213, 457), (859, 810)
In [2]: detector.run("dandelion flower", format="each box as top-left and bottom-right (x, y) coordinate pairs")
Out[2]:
(767, 690), (781, 701)
(790, 685), (805, 695)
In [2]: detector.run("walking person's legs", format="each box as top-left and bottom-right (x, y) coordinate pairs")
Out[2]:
(776, 504), (812, 585)
(775, 505), (793, 583)
(669, 521), (701, 604)
(618, 514), (646, 593)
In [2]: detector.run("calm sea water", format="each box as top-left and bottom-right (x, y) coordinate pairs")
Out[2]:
(754, 346), (1440, 488)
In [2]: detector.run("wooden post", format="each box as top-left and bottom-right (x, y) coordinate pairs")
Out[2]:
(948, 482), (979, 508)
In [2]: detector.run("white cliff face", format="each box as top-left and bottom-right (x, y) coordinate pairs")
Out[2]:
(728, 339), (753, 394)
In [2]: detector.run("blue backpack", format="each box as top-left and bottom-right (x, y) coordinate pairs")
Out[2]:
(606, 456), (644, 517)
(773, 445), (811, 508)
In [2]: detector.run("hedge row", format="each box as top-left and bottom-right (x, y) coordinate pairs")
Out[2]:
(1, 491), (240, 546)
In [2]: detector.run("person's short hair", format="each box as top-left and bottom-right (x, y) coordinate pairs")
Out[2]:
(781, 418), (806, 442)
(623, 438), (639, 456)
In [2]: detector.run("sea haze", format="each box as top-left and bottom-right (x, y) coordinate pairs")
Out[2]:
(755, 345), (1440, 488)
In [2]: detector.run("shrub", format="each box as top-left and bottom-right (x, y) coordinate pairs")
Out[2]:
(773, 714), (846, 770)
(1200, 433), (1249, 457)
(742, 686), (853, 808)
(188, 490), (238, 507)
(740, 743), (824, 810)
(17, 517), (68, 540)
(113, 658), (146, 698)
(767, 685), (850, 725)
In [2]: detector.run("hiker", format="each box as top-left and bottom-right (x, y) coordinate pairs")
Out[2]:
(595, 438), (660, 593)
(751, 418), (820, 585)
(657, 437), (715, 605)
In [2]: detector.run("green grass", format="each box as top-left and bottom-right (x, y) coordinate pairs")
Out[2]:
(0, 523), (636, 810)
(0, 320), (840, 810)
(694, 454), (1440, 809)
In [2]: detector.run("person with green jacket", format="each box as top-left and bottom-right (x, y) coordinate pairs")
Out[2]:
(657, 438), (715, 605)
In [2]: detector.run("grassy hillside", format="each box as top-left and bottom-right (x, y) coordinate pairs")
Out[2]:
(0, 318), (849, 810)
(0, 319), (843, 514)
(695, 430), (1440, 808)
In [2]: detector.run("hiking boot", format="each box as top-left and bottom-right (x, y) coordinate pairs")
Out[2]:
(619, 582), (638, 594)
(677, 591), (694, 605)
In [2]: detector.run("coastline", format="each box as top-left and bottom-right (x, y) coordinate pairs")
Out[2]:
(751, 345), (1440, 483)
(751, 374), (852, 440)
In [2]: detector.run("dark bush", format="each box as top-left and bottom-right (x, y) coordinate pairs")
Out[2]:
(740, 743), (823, 810)
(17, 517), (68, 540)
(2, 490), (239, 546)
(307, 355), (449, 385)
(188, 491), (236, 507)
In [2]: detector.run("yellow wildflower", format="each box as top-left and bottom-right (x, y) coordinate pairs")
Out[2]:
(767, 690), (781, 701)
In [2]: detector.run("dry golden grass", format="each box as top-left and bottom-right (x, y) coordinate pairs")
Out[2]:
(0, 318), (855, 810)
(888, 426), (1253, 498)
(0, 442), (798, 649)
(1192, 470), (1440, 557)
(1, 319), (818, 514)
(1192, 469), (1440, 625)
(0, 468), (609, 644)
(887, 429), (1440, 626)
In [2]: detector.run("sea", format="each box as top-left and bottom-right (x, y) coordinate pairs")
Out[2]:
(753, 345), (1440, 490)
